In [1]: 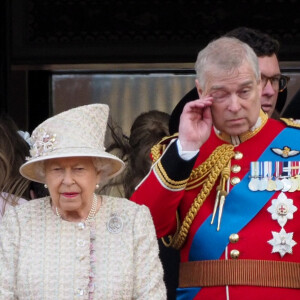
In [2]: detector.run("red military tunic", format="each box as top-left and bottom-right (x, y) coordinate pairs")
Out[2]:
(131, 111), (300, 300)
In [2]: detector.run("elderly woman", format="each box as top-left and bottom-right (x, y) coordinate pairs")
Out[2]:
(0, 104), (166, 299)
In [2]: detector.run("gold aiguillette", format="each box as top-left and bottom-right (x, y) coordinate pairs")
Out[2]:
(211, 164), (230, 231)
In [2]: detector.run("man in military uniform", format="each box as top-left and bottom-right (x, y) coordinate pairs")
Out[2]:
(131, 37), (300, 299)
(169, 27), (289, 136)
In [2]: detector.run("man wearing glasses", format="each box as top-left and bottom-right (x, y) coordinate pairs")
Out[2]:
(169, 27), (290, 135)
(225, 27), (290, 118)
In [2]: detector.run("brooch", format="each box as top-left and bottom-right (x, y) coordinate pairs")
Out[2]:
(29, 128), (57, 159)
(107, 213), (123, 234)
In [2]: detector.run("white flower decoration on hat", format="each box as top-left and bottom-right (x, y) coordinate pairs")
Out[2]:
(29, 128), (57, 159)
(18, 130), (32, 147)
(268, 228), (297, 257)
(267, 192), (297, 227)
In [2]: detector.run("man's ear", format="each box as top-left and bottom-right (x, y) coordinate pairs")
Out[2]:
(195, 79), (203, 98)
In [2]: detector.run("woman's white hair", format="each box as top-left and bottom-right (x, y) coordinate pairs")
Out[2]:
(195, 36), (260, 89)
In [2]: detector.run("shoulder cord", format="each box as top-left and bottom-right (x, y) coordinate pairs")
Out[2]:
(160, 144), (235, 249)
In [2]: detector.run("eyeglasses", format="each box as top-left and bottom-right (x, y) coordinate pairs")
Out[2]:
(261, 74), (290, 92)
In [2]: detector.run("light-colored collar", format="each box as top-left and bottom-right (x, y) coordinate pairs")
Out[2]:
(214, 109), (268, 146)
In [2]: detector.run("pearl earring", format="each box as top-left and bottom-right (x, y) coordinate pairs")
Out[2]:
(44, 184), (48, 189)
(96, 184), (100, 189)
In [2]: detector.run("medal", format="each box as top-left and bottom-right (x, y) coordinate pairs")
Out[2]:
(288, 177), (298, 192)
(290, 162), (300, 192)
(249, 162), (260, 191)
(282, 178), (292, 192)
(267, 193), (298, 257)
(249, 161), (273, 191)
(268, 228), (297, 257)
(259, 161), (272, 191)
(267, 179), (276, 191)
(296, 175), (300, 191)
(281, 162), (292, 192)
(264, 161), (275, 191)
(249, 178), (259, 191)
(275, 179), (283, 191)
(267, 192), (297, 227)
(274, 162), (283, 191)
(258, 177), (268, 191)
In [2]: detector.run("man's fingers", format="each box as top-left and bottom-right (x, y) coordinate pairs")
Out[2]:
(184, 97), (214, 112)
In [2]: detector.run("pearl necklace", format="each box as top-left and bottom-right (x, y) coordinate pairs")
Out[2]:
(56, 193), (98, 221)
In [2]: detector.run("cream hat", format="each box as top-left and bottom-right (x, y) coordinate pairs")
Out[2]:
(20, 104), (125, 183)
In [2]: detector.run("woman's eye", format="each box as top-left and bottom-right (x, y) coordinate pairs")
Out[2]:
(49, 167), (62, 172)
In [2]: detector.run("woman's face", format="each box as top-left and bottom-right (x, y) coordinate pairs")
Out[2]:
(44, 157), (101, 215)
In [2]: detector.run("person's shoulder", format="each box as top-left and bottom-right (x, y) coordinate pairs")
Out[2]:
(101, 195), (151, 216)
(9, 197), (49, 216)
(279, 117), (300, 129)
(1, 197), (48, 226)
(151, 133), (178, 162)
(101, 195), (154, 232)
(103, 195), (143, 208)
(154, 133), (178, 147)
(18, 197), (47, 208)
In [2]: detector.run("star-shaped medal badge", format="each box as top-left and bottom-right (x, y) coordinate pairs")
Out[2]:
(267, 192), (297, 227)
(268, 228), (297, 257)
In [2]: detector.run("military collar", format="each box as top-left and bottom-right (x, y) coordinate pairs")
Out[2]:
(215, 109), (268, 146)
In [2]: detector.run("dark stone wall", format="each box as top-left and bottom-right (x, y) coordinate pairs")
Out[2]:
(0, 0), (10, 113)
(11, 0), (300, 64)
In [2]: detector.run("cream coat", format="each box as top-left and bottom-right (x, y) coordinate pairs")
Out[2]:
(0, 196), (166, 299)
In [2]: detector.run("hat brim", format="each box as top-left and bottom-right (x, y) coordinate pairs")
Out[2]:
(20, 151), (125, 184)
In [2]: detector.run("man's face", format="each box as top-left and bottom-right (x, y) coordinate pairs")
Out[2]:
(258, 54), (281, 117)
(199, 61), (262, 136)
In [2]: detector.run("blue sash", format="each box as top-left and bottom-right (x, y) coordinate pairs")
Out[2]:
(177, 127), (300, 299)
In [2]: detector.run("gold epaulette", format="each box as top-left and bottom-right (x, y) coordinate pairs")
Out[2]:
(280, 118), (300, 129)
(151, 133), (179, 163)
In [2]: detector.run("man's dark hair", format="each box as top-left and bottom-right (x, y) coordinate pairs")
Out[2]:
(225, 27), (280, 57)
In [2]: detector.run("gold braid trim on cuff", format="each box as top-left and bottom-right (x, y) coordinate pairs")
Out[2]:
(166, 144), (235, 250)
